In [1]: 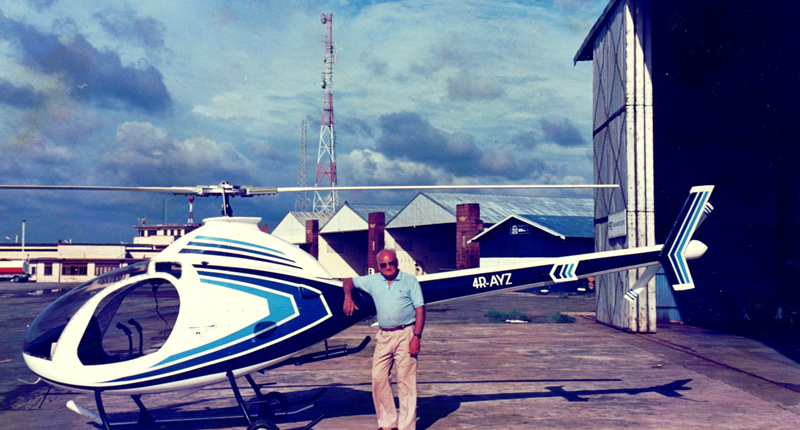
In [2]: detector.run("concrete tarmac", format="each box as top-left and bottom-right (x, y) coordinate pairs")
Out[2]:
(1, 283), (799, 429)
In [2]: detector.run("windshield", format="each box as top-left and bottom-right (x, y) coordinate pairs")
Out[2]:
(23, 262), (149, 360)
(79, 277), (179, 365)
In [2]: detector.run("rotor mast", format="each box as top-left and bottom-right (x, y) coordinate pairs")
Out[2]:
(313, 12), (337, 214)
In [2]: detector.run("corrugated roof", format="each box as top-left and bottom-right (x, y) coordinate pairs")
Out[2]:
(574, 0), (622, 64)
(388, 192), (593, 228)
(289, 211), (332, 227)
(345, 203), (404, 223)
(320, 203), (405, 233)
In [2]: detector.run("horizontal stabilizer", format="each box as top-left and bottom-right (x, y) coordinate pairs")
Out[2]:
(624, 287), (645, 302)
(623, 264), (661, 302)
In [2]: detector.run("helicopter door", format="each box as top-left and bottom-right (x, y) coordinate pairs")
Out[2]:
(78, 278), (179, 365)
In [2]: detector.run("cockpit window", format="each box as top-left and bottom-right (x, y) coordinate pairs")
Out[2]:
(24, 261), (149, 360)
(78, 278), (179, 365)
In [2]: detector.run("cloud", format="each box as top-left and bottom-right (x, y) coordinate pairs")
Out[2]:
(447, 73), (505, 102)
(0, 13), (172, 112)
(94, 8), (167, 50)
(540, 118), (587, 147)
(339, 148), (446, 186)
(27, 0), (58, 12)
(101, 122), (256, 186)
(510, 130), (538, 149)
(0, 79), (46, 108)
(371, 111), (548, 180)
(338, 117), (375, 139)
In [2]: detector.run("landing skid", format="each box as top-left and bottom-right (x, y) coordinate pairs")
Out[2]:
(83, 376), (325, 430)
(72, 336), (371, 429)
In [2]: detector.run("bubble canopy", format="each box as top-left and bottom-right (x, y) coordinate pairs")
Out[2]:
(23, 262), (153, 360)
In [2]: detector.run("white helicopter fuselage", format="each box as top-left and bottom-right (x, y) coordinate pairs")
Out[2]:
(23, 217), (357, 395)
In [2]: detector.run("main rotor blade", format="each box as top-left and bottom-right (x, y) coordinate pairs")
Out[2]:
(0, 183), (617, 197)
(0, 185), (202, 194)
(276, 184), (619, 192)
(0, 184), (280, 196)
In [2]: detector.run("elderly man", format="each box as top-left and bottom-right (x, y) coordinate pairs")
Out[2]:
(343, 249), (425, 430)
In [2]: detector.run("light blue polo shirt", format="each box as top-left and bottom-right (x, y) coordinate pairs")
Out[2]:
(353, 271), (424, 329)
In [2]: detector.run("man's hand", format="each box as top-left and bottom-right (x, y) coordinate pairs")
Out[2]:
(343, 296), (359, 316)
(409, 335), (421, 356)
(342, 278), (359, 316)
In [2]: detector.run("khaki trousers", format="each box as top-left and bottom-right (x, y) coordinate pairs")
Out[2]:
(372, 325), (417, 430)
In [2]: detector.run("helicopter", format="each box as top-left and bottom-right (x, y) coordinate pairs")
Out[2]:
(4, 182), (713, 430)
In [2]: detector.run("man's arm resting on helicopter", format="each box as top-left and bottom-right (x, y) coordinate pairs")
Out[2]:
(343, 278), (359, 316)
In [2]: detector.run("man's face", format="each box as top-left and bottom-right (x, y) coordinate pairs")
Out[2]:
(378, 251), (399, 280)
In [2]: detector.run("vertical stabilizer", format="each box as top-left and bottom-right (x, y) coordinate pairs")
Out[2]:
(658, 186), (714, 291)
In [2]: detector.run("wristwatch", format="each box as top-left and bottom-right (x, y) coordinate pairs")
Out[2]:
(413, 333), (422, 339)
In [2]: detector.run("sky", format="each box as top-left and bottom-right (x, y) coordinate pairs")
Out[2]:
(0, 0), (608, 243)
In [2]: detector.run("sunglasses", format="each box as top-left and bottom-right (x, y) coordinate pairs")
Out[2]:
(379, 260), (398, 269)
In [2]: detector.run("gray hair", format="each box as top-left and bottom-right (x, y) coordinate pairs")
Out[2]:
(376, 248), (397, 264)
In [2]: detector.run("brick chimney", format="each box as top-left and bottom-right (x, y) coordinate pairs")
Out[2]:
(456, 203), (482, 270)
(367, 212), (386, 274)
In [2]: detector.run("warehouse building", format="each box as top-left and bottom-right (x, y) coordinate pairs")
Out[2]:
(576, 0), (799, 338)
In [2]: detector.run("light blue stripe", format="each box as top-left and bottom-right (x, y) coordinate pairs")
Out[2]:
(669, 192), (709, 284)
(194, 235), (286, 255)
(186, 241), (295, 263)
(153, 277), (297, 366)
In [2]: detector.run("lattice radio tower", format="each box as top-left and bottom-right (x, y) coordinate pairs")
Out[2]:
(313, 12), (337, 214)
(295, 118), (309, 211)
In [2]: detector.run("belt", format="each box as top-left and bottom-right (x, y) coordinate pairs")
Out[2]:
(380, 323), (412, 332)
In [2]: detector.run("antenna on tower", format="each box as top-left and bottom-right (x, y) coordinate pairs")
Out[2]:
(313, 12), (337, 214)
(295, 118), (309, 211)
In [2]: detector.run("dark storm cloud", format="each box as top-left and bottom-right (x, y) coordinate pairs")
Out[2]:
(0, 79), (46, 108)
(338, 117), (374, 139)
(376, 111), (475, 173)
(374, 112), (546, 180)
(0, 13), (172, 113)
(540, 118), (587, 147)
(94, 9), (166, 49)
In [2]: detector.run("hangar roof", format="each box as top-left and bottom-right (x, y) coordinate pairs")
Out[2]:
(271, 211), (332, 244)
(321, 203), (404, 233)
(471, 215), (594, 242)
(387, 193), (593, 229)
(574, 0), (622, 63)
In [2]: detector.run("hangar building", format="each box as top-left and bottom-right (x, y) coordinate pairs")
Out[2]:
(577, 0), (799, 338)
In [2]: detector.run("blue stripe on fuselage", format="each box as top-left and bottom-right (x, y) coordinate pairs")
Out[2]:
(187, 240), (295, 263)
(108, 271), (331, 384)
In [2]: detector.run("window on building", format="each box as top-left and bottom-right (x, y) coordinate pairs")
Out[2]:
(30, 266), (37, 275)
(62, 264), (88, 276)
(95, 265), (119, 276)
(44, 264), (52, 276)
